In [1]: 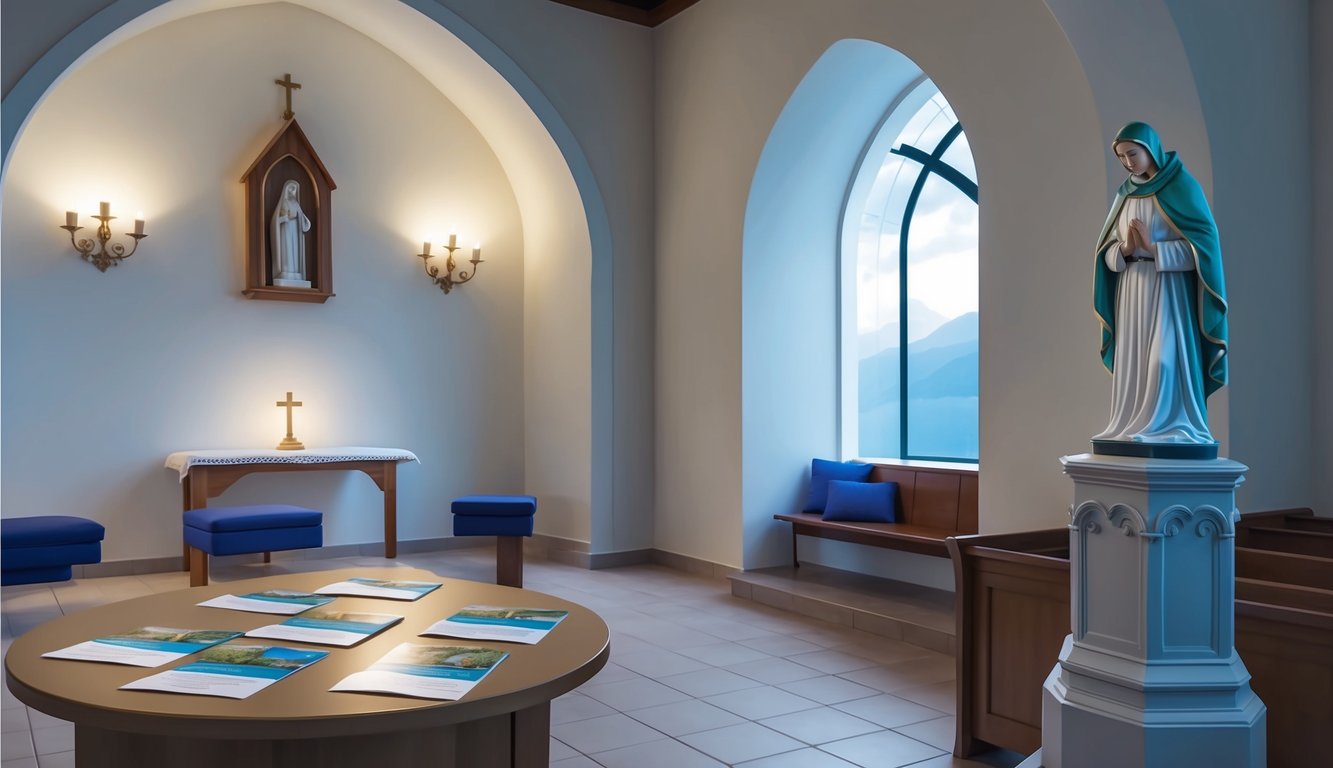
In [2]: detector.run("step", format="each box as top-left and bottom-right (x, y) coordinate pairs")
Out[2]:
(728, 563), (956, 656)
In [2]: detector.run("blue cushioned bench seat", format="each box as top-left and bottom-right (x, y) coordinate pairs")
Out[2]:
(2, 516), (105, 586)
(451, 495), (536, 587)
(185, 504), (322, 587)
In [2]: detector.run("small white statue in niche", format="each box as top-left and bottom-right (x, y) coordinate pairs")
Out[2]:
(271, 179), (312, 288)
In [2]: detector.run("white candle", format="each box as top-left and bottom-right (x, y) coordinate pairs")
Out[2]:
(422, 241), (431, 256)
(133, 216), (145, 236)
(65, 211), (78, 227)
(447, 232), (457, 249)
(99, 201), (110, 218)
(472, 243), (481, 260)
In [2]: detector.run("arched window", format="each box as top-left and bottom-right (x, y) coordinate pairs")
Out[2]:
(843, 79), (978, 462)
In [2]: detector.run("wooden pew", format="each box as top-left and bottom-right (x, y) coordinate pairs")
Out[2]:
(775, 462), (978, 561)
(949, 515), (1333, 768)
(1237, 507), (1333, 558)
(948, 529), (1068, 757)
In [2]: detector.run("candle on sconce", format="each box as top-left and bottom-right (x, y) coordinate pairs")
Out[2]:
(422, 241), (432, 256)
(99, 201), (110, 218)
(65, 211), (78, 228)
(447, 231), (457, 249)
(472, 243), (482, 260)
(133, 213), (145, 236)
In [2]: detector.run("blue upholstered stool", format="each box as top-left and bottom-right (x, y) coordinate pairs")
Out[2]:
(1, 516), (105, 586)
(184, 504), (322, 587)
(451, 495), (536, 587)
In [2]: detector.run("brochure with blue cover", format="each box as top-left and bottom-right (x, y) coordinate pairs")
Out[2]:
(315, 577), (442, 601)
(245, 608), (403, 647)
(331, 642), (509, 701)
(197, 589), (335, 615)
(41, 627), (243, 667)
(120, 644), (329, 699)
(421, 605), (569, 645)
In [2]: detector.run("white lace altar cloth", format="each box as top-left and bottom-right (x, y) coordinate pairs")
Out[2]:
(165, 447), (419, 481)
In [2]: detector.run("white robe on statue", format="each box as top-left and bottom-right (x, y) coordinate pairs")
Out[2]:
(1093, 192), (1213, 443)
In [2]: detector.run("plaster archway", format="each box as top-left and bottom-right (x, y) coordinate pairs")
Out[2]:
(738, 0), (1212, 576)
(1, 0), (613, 550)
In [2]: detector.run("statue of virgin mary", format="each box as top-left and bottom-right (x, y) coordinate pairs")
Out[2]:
(1091, 122), (1228, 458)
(271, 179), (312, 288)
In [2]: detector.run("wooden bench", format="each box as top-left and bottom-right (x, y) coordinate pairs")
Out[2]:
(775, 462), (978, 562)
(948, 508), (1333, 767)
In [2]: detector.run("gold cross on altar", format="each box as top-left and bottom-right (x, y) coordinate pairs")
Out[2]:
(275, 391), (305, 450)
(275, 73), (301, 120)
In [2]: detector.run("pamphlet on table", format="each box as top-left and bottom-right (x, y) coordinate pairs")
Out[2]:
(120, 644), (328, 699)
(315, 577), (442, 601)
(245, 608), (403, 647)
(330, 642), (508, 701)
(197, 589), (335, 615)
(421, 605), (569, 645)
(41, 627), (243, 667)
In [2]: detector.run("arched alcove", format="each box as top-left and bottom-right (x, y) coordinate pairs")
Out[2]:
(1, 0), (613, 560)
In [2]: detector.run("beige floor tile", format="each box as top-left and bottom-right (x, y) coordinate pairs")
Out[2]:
(703, 686), (821, 720)
(550, 712), (667, 754)
(657, 667), (764, 697)
(832, 694), (947, 728)
(613, 647), (711, 678)
(624, 698), (746, 737)
(2, 707), (30, 732)
(550, 756), (602, 768)
(893, 714), (955, 751)
(2, 729), (35, 761)
(758, 707), (882, 745)
(550, 736), (578, 761)
(789, 648), (881, 675)
(551, 691), (616, 725)
(31, 724), (74, 755)
(890, 681), (956, 715)
(579, 676), (691, 711)
(777, 674), (881, 705)
(36, 750), (76, 768)
(724, 656), (825, 685)
(735, 747), (862, 767)
(590, 736), (726, 768)
(739, 634), (826, 657)
(675, 641), (772, 667)
(678, 721), (805, 765)
(819, 729), (947, 768)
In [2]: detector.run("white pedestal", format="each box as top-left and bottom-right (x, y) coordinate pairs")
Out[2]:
(1041, 453), (1265, 768)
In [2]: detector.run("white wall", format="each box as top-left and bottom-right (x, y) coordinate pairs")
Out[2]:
(1, 3), (525, 561)
(2, 0), (659, 561)
(442, 0), (656, 553)
(1163, 0), (1316, 512)
(1314, 0), (1333, 511)
(656, 0), (1110, 570)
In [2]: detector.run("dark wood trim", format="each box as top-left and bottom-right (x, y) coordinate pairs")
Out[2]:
(548, 0), (702, 26)
(1236, 546), (1333, 591)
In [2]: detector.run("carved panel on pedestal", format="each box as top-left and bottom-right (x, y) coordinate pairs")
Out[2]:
(1071, 500), (1145, 656)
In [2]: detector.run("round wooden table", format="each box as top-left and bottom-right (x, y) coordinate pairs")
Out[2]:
(4, 567), (609, 768)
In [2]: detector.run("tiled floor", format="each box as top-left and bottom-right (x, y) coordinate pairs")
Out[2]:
(0, 549), (1024, 767)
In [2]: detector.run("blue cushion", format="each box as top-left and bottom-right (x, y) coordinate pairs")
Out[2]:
(184, 505), (321, 532)
(3, 541), (102, 570)
(454, 515), (534, 537)
(451, 495), (537, 517)
(822, 480), (898, 523)
(2, 516), (105, 548)
(184, 523), (323, 556)
(803, 459), (874, 513)
(2, 565), (76, 586)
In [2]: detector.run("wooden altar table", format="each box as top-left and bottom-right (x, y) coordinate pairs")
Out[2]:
(166, 448), (419, 563)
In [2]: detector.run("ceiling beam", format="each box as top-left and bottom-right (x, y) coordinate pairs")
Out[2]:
(549, 0), (702, 27)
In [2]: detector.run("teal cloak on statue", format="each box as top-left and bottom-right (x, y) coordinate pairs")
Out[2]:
(1093, 122), (1228, 401)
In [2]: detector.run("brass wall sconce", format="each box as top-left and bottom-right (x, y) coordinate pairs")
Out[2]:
(418, 233), (482, 294)
(61, 202), (146, 272)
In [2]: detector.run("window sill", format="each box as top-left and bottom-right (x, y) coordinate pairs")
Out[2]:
(854, 457), (978, 474)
